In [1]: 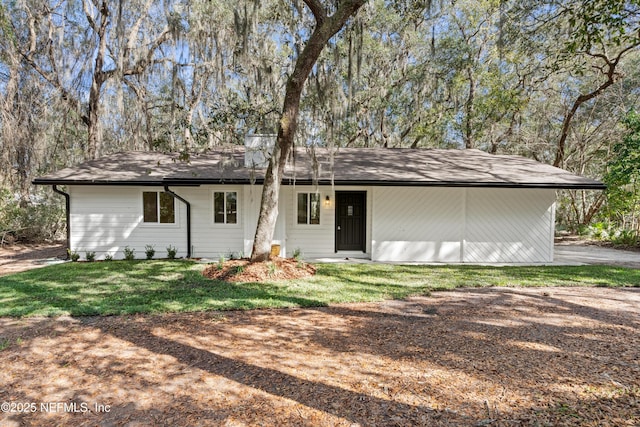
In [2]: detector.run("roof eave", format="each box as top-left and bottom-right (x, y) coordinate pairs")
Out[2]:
(290, 180), (606, 190)
(321, 180), (607, 190)
(33, 177), (606, 190)
(32, 178), (204, 187)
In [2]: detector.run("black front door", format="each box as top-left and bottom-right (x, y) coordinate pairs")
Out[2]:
(335, 191), (366, 252)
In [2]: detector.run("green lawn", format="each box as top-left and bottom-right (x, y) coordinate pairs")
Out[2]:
(0, 260), (638, 317)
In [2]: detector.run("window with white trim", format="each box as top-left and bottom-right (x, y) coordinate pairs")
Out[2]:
(143, 191), (175, 223)
(297, 193), (320, 225)
(214, 191), (237, 224)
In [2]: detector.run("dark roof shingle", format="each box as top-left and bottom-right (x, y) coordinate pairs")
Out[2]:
(33, 147), (605, 190)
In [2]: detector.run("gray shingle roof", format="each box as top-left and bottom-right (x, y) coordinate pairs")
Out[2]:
(33, 147), (605, 189)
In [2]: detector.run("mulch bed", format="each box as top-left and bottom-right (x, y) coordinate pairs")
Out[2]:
(1, 287), (638, 426)
(202, 257), (316, 282)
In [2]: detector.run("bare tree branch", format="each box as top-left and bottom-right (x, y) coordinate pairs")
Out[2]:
(554, 40), (640, 167)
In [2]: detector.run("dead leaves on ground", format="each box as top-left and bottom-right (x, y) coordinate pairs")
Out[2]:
(0, 288), (638, 426)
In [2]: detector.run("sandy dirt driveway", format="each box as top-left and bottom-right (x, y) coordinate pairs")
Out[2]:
(0, 244), (66, 277)
(0, 287), (638, 426)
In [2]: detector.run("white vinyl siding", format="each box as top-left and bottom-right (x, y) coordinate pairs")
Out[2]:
(68, 184), (555, 263)
(464, 188), (555, 263)
(285, 187), (334, 258)
(284, 186), (372, 259)
(372, 187), (464, 262)
(372, 187), (555, 263)
(68, 186), (187, 260)
(242, 185), (286, 257)
(170, 186), (244, 258)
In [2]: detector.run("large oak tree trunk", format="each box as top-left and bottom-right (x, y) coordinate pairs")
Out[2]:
(250, 0), (366, 262)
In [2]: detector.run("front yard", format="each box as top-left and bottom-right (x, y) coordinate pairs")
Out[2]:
(1, 260), (639, 425)
(0, 260), (638, 317)
(1, 287), (638, 426)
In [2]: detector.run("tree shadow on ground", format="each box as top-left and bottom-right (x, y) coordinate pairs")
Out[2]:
(302, 287), (640, 424)
(1, 287), (638, 426)
(92, 319), (455, 426)
(0, 261), (328, 316)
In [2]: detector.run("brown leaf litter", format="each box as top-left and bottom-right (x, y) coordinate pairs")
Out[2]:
(1, 287), (638, 426)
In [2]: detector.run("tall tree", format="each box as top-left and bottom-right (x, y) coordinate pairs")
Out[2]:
(0, 2), (59, 202)
(14, 0), (174, 159)
(550, 0), (640, 167)
(250, 0), (367, 262)
(3, 0), (640, 243)
(604, 110), (640, 234)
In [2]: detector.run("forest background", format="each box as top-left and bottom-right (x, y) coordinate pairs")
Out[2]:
(1, 0), (639, 246)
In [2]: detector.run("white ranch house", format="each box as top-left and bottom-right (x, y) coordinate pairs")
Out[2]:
(34, 139), (604, 263)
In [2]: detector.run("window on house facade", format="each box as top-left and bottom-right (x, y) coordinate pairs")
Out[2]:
(214, 191), (237, 224)
(297, 193), (320, 225)
(143, 191), (175, 223)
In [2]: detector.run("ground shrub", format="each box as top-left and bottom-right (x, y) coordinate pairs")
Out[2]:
(0, 189), (64, 244)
